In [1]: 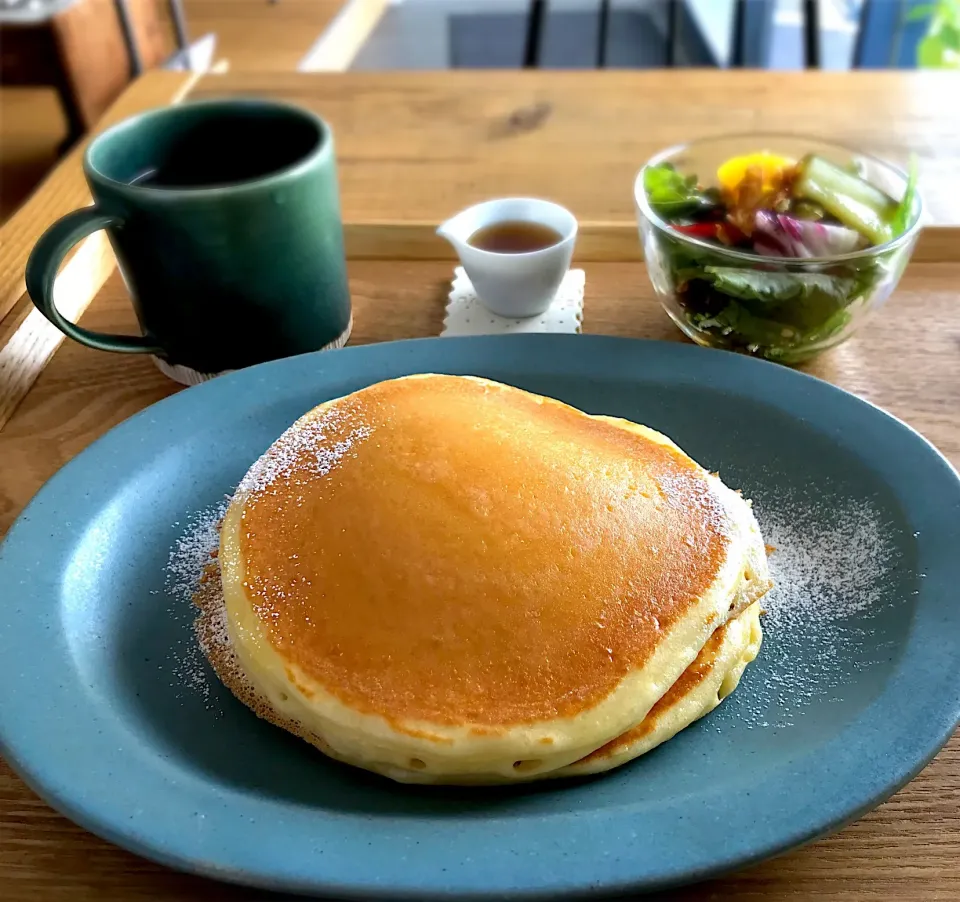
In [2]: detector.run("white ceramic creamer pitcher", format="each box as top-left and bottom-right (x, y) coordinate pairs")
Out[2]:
(437, 198), (578, 318)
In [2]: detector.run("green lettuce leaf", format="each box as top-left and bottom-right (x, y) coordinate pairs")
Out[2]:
(688, 300), (853, 363)
(690, 266), (860, 333)
(690, 304), (798, 348)
(889, 155), (919, 238)
(700, 267), (855, 305)
(644, 163), (717, 219)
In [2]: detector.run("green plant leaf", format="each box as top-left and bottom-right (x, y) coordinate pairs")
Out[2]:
(916, 0), (960, 67)
(940, 22), (960, 50)
(907, 3), (935, 22)
(943, 0), (960, 27)
(918, 34), (948, 66)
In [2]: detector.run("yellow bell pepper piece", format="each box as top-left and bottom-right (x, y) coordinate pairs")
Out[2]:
(717, 152), (795, 192)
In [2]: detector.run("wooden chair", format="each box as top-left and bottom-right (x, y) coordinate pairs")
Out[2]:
(0, 0), (197, 150)
(113, 0), (190, 76)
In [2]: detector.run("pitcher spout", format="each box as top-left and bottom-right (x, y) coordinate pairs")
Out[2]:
(436, 213), (472, 253)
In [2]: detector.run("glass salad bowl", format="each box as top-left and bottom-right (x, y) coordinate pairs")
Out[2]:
(634, 135), (923, 365)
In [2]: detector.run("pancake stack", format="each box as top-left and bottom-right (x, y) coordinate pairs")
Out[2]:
(198, 374), (772, 784)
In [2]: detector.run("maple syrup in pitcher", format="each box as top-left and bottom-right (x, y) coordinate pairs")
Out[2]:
(468, 220), (563, 254)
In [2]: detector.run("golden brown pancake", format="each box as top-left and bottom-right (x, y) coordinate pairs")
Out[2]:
(208, 374), (772, 783)
(553, 602), (763, 778)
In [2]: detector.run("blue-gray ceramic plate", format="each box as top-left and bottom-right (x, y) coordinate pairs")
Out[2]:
(1, 335), (959, 899)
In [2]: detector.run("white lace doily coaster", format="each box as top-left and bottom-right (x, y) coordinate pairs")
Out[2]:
(441, 267), (584, 337)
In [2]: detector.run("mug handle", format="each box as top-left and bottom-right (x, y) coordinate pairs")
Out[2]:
(25, 207), (164, 354)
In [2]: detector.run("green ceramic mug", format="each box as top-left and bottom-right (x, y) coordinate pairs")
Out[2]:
(25, 98), (352, 384)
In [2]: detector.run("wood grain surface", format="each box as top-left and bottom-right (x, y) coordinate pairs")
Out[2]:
(298, 0), (390, 72)
(190, 70), (960, 227)
(182, 0), (369, 72)
(1, 259), (959, 901)
(343, 220), (960, 264)
(0, 87), (65, 221)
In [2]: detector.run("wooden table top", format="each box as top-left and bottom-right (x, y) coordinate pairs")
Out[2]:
(183, 0), (389, 73)
(189, 69), (960, 226)
(2, 68), (960, 901)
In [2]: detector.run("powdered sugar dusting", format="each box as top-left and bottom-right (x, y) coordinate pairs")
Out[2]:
(177, 512), (265, 720)
(656, 470), (733, 545)
(165, 499), (228, 708)
(237, 404), (374, 498)
(760, 497), (897, 626)
(193, 556), (245, 699)
(719, 490), (906, 729)
(164, 401), (374, 706)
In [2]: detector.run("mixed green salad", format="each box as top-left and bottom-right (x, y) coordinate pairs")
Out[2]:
(643, 151), (919, 362)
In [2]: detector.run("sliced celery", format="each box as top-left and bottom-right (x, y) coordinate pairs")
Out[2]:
(794, 155), (897, 245)
(792, 200), (825, 221)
